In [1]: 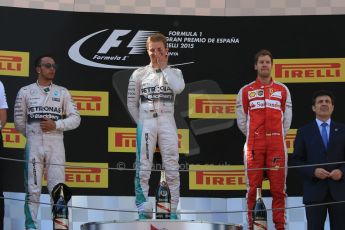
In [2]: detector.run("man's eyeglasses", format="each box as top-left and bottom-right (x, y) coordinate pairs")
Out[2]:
(40, 63), (58, 70)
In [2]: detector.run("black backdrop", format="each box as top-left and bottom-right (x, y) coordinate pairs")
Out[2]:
(1, 6), (345, 198)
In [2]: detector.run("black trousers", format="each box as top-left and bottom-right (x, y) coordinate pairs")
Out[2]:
(306, 191), (345, 230)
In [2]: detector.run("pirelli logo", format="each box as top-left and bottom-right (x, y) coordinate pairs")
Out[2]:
(42, 162), (108, 188)
(189, 94), (237, 119)
(285, 129), (297, 154)
(2, 123), (26, 149)
(272, 58), (345, 83)
(70, 90), (109, 116)
(189, 165), (270, 190)
(108, 127), (189, 154)
(0, 50), (29, 77)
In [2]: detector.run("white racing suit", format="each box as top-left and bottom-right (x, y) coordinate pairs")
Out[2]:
(14, 82), (80, 229)
(127, 65), (185, 216)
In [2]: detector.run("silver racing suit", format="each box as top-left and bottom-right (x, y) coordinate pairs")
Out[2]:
(127, 65), (185, 215)
(14, 82), (80, 229)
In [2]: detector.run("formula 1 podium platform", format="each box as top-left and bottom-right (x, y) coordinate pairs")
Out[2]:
(80, 219), (243, 230)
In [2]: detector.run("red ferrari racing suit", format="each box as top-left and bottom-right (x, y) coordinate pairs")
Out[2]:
(236, 78), (292, 230)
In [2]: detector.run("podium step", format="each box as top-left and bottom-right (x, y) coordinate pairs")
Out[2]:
(81, 219), (243, 230)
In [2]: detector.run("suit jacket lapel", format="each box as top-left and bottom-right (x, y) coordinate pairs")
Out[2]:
(312, 121), (325, 151)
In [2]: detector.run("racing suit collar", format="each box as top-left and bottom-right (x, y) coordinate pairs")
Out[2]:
(255, 77), (274, 88)
(148, 64), (161, 73)
(36, 80), (53, 93)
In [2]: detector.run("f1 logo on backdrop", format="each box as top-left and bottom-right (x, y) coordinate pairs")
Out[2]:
(68, 29), (193, 69)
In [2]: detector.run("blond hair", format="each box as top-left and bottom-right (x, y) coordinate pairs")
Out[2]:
(146, 33), (167, 48)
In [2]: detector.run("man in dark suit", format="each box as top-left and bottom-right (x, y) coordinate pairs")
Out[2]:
(292, 90), (345, 230)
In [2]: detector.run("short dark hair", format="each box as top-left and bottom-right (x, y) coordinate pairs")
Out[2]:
(34, 54), (55, 67)
(254, 49), (273, 64)
(312, 90), (335, 105)
(146, 33), (167, 49)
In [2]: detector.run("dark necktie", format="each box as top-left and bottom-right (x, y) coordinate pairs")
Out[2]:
(321, 123), (328, 149)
